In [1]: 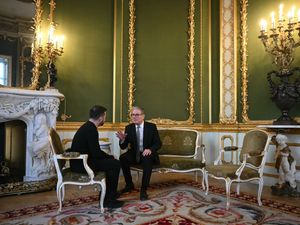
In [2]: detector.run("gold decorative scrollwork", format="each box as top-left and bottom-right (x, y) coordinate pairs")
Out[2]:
(29, 0), (43, 90)
(127, 0), (136, 121)
(240, 0), (273, 124)
(240, 0), (249, 123)
(127, 0), (196, 125)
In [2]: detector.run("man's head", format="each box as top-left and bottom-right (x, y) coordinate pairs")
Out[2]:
(89, 105), (107, 126)
(130, 106), (145, 125)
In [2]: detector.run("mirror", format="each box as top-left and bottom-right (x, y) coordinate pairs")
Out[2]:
(0, 0), (35, 87)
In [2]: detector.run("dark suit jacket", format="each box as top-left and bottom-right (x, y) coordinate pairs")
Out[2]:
(119, 121), (162, 164)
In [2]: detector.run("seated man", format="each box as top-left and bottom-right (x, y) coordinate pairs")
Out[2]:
(116, 106), (162, 200)
(70, 105), (124, 208)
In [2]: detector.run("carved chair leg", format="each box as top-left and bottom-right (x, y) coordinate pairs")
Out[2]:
(99, 179), (106, 213)
(205, 171), (209, 195)
(258, 178), (264, 206)
(58, 185), (63, 212)
(236, 183), (240, 195)
(201, 170), (205, 190)
(225, 178), (232, 210)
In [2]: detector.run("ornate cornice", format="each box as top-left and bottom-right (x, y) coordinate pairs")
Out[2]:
(0, 15), (33, 43)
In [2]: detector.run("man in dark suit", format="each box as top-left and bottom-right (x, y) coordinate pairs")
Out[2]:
(116, 106), (161, 200)
(70, 105), (124, 208)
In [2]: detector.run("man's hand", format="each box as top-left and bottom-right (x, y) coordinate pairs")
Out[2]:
(116, 130), (127, 142)
(142, 149), (152, 156)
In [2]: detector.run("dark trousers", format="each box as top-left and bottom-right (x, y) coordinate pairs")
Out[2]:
(91, 158), (120, 200)
(120, 151), (154, 189)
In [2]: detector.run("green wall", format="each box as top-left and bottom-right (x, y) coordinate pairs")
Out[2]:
(245, 0), (300, 120)
(52, 0), (299, 123)
(55, 0), (114, 121)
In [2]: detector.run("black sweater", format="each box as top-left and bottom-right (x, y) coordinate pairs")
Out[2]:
(70, 121), (112, 173)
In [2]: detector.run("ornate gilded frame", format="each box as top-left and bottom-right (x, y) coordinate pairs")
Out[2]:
(127, 0), (196, 125)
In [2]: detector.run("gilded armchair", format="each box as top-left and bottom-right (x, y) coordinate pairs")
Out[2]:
(204, 129), (271, 210)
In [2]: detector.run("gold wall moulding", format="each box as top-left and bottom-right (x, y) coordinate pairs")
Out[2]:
(126, 0), (196, 125)
(240, 0), (280, 124)
(56, 121), (272, 133)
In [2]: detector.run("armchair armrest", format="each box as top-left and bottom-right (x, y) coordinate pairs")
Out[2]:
(55, 154), (95, 179)
(214, 146), (241, 165)
(235, 152), (264, 176)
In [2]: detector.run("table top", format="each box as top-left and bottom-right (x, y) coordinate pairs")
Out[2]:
(257, 125), (300, 129)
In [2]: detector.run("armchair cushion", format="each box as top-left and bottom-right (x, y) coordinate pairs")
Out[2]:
(159, 157), (205, 170)
(62, 168), (105, 183)
(206, 164), (259, 180)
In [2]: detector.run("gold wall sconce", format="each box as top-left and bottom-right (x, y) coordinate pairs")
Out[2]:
(30, 0), (65, 90)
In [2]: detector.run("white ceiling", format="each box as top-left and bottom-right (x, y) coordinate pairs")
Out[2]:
(0, 0), (34, 20)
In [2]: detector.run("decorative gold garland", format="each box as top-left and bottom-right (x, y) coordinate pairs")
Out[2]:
(29, 0), (43, 90)
(127, 0), (136, 121)
(240, 0), (274, 124)
(240, 0), (249, 123)
(127, 0), (196, 124)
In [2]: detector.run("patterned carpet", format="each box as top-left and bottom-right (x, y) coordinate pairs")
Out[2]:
(0, 180), (299, 225)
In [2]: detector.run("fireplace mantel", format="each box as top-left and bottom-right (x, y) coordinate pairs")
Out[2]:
(0, 87), (64, 181)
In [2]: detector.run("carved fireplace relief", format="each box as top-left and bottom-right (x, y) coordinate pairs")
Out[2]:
(0, 88), (64, 183)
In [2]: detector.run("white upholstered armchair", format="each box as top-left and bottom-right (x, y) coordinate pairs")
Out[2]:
(49, 128), (106, 212)
(204, 129), (271, 210)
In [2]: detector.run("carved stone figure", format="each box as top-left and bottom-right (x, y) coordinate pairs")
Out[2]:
(271, 134), (299, 196)
(31, 113), (54, 177)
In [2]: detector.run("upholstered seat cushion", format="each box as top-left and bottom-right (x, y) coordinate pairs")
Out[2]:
(206, 164), (259, 180)
(62, 168), (105, 182)
(131, 157), (205, 171)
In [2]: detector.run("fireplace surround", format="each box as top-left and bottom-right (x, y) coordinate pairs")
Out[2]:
(0, 87), (64, 183)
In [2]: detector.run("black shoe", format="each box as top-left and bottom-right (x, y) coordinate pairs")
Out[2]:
(140, 190), (148, 201)
(104, 199), (124, 209)
(120, 185), (134, 193)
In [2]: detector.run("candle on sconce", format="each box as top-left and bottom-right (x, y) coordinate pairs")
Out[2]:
(48, 25), (55, 44)
(260, 19), (267, 32)
(271, 12), (275, 28)
(31, 43), (34, 56)
(60, 35), (65, 49)
(37, 32), (42, 47)
(279, 4), (284, 21)
(288, 6), (296, 23)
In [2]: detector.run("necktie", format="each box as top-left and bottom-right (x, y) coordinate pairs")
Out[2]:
(136, 125), (141, 163)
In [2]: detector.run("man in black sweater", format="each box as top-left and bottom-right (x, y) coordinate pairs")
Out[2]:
(70, 105), (123, 208)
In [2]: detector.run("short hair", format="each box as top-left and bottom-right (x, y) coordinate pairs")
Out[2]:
(89, 105), (107, 119)
(132, 106), (144, 114)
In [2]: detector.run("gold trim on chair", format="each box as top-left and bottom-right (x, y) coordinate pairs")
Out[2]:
(127, 0), (196, 125)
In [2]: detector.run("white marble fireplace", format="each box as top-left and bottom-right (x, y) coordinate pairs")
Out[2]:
(0, 87), (64, 181)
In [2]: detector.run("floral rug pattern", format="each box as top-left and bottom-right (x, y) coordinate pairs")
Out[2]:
(0, 180), (299, 225)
